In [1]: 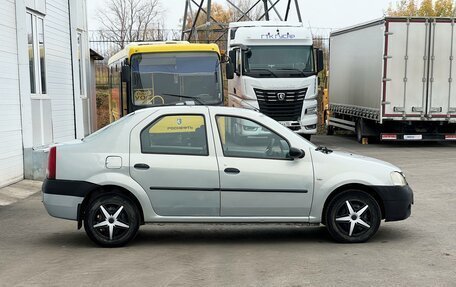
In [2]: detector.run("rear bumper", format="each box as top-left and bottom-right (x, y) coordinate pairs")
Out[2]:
(42, 193), (83, 220)
(42, 179), (99, 220)
(371, 185), (414, 222)
(381, 133), (456, 141)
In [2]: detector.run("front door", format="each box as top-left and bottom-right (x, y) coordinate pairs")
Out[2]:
(130, 109), (220, 216)
(213, 114), (314, 217)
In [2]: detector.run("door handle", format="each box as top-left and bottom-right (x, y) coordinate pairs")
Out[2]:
(224, 167), (240, 174)
(134, 163), (150, 170)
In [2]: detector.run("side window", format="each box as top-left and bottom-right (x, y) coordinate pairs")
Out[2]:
(216, 116), (290, 160)
(141, 115), (208, 156)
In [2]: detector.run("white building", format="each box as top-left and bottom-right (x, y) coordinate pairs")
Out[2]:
(0, 0), (92, 188)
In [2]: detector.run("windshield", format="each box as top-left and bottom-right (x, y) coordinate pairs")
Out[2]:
(131, 52), (222, 106)
(244, 45), (314, 78)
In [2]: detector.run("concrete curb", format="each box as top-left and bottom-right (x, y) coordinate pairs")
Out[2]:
(0, 180), (42, 206)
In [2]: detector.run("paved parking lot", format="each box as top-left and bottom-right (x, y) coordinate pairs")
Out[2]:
(0, 135), (455, 286)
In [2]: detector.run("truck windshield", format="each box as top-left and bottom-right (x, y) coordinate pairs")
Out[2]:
(130, 52), (222, 106)
(244, 46), (314, 78)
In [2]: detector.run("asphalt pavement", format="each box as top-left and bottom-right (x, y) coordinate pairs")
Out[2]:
(0, 135), (455, 286)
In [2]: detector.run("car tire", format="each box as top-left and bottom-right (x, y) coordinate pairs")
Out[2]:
(325, 190), (381, 243)
(84, 193), (140, 247)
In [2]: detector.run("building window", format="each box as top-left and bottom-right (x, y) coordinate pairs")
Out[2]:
(27, 12), (46, 95)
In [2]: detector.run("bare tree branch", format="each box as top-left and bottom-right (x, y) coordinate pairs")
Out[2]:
(97, 0), (163, 49)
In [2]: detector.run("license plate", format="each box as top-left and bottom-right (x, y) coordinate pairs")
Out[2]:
(279, 121), (292, 127)
(404, 135), (422, 140)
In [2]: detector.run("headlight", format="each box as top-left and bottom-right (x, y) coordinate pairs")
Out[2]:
(390, 171), (407, 186)
(306, 106), (317, 115)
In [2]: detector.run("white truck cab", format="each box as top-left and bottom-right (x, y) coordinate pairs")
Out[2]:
(226, 21), (324, 140)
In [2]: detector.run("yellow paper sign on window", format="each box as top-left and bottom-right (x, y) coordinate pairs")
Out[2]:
(149, 115), (204, 134)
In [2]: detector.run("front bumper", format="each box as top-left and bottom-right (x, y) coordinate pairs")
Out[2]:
(278, 114), (318, 134)
(42, 179), (99, 220)
(371, 185), (414, 222)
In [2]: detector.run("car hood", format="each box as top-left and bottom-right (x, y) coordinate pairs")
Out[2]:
(330, 151), (400, 171)
(310, 149), (402, 187)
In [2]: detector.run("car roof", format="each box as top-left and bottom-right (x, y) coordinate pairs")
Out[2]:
(133, 105), (260, 116)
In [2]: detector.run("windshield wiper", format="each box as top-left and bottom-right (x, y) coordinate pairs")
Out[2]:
(315, 146), (333, 154)
(249, 68), (278, 78)
(276, 68), (306, 77)
(161, 93), (205, 105)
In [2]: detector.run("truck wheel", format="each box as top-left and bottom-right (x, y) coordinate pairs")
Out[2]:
(327, 125), (334, 135)
(355, 120), (363, 143)
(302, 134), (311, 141)
(325, 190), (381, 243)
(84, 193), (140, 247)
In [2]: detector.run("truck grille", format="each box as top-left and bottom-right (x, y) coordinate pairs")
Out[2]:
(254, 88), (307, 121)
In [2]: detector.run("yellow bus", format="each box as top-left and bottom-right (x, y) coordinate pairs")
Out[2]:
(107, 41), (224, 123)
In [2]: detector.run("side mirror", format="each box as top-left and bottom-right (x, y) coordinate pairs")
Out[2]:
(226, 63), (235, 79)
(121, 65), (131, 83)
(228, 49), (238, 75)
(288, 147), (305, 159)
(316, 49), (324, 73)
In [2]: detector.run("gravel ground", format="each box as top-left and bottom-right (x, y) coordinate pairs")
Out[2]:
(0, 135), (455, 287)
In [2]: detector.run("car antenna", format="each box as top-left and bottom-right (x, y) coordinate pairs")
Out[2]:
(240, 100), (260, 112)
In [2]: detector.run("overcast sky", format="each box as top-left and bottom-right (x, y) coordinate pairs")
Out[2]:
(87, 0), (396, 32)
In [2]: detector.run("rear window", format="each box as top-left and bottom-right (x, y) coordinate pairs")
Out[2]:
(83, 112), (136, 142)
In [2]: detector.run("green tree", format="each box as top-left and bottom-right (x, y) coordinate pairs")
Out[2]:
(386, 0), (455, 17)
(434, 0), (455, 16)
(418, 0), (435, 16)
(387, 0), (417, 16)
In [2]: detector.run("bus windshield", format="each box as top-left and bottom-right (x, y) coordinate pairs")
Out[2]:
(130, 52), (223, 106)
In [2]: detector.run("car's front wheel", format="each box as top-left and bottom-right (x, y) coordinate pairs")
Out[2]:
(84, 193), (140, 247)
(326, 190), (381, 243)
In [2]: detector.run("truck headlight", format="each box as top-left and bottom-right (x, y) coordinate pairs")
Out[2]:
(306, 106), (317, 115)
(390, 171), (407, 186)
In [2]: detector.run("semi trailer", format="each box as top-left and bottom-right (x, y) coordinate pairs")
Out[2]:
(226, 21), (324, 140)
(327, 17), (456, 142)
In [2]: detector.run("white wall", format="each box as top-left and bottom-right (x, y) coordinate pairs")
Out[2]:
(45, 0), (78, 143)
(0, 0), (24, 188)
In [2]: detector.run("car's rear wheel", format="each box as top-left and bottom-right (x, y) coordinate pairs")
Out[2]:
(326, 190), (381, 243)
(84, 193), (140, 247)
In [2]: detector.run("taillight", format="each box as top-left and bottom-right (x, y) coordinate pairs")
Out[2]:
(47, 146), (56, 179)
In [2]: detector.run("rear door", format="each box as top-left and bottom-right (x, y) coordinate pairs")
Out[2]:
(384, 19), (429, 118)
(427, 19), (456, 119)
(130, 107), (220, 216)
(212, 112), (314, 217)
